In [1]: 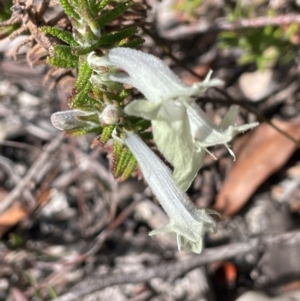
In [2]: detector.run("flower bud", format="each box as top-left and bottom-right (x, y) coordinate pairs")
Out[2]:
(99, 104), (120, 125)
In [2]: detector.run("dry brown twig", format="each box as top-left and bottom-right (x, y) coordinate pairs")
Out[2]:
(0, 133), (64, 214)
(53, 230), (300, 301)
(0, 0), (55, 58)
(161, 14), (300, 40)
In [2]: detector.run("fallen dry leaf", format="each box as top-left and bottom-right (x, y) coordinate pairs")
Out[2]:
(214, 119), (300, 215)
(0, 186), (51, 237)
(0, 190), (30, 237)
(0, 203), (29, 237)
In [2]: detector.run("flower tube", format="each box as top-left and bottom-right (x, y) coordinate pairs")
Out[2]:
(125, 131), (218, 253)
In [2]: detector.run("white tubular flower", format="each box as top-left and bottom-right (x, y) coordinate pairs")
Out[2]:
(125, 132), (218, 253)
(93, 47), (258, 191)
(108, 48), (221, 111)
(107, 48), (222, 190)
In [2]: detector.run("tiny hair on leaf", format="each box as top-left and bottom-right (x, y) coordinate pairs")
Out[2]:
(47, 55), (78, 68)
(58, 0), (80, 20)
(97, 1), (133, 27)
(41, 26), (78, 47)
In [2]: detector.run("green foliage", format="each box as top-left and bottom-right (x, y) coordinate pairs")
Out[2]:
(8, 233), (23, 248)
(48, 287), (58, 299)
(115, 147), (132, 177)
(133, 119), (152, 133)
(97, 0), (111, 10)
(65, 125), (103, 136)
(112, 140), (123, 168)
(69, 81), (93, 108)
(72, 27), (139, 55)
(110, 117), (150, 180)
(111, 140), (138, 181)
(69, 59), (97, 109)
(218, 3), (298, 69)
(97, 1), (132, 27)
(119, 36), (145, 48)
(100, 124), (115, 145)
(98, 27), (139, 46)
(226, 0), (255, 21)
(75, 60), (93, 92)
(219, 24), (297, 69)
(54, 45), (78, 60)
(172, 0), (204, 18)
(47, 55), (78, 68)
(0, 0), (13, 21)
(41, 26), (78, 46)
(57, 0), (101, 46)
(59, 0), (80, 20)
(0, 0), (148, 181)
(120, 155), (137, 181)
(0, 0), (18, 39)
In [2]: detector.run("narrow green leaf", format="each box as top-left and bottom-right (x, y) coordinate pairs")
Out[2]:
(69, 81), (92, 108)
(50, 45), (79, 67)
(86, 0), (98, 11)
(140, 131), (153, 140)
(99, 27), (138, 46)
(97, 1), (133, 27)
(75, 0), (89, 11)
(41, 26), (78, 46)
(54, 45), (76, 57)
(72, 27), (138, 55)
(97, 0), (111, 10)
(47, 55), (78, 68)
(58, 0), (80, 20)
(66, 126), (102, 136)
(75, 60), (93, 91)
(77, 113), (99, 124)
(114, 147), (131, 178)
(120, 154), (137, 181)
(72, 44), (97, 56)
(48, 286), (58, 299)
(113, 140), (123, 160)
(119, 37), (145, 48)
(112, 140), (122, 176)
(100, 125), (115, 145)
(134, 119), (151, 132)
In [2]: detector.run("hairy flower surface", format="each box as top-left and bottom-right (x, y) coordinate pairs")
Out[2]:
(88, 48), (258, 191)
(106, 48), (223, 190)
(51, 109), (99, 131)
(125, 132), (218, 253)
(50, 103), (121, 135)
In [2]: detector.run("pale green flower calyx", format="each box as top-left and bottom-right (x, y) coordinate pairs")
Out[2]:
(125, 132), (219, 253)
